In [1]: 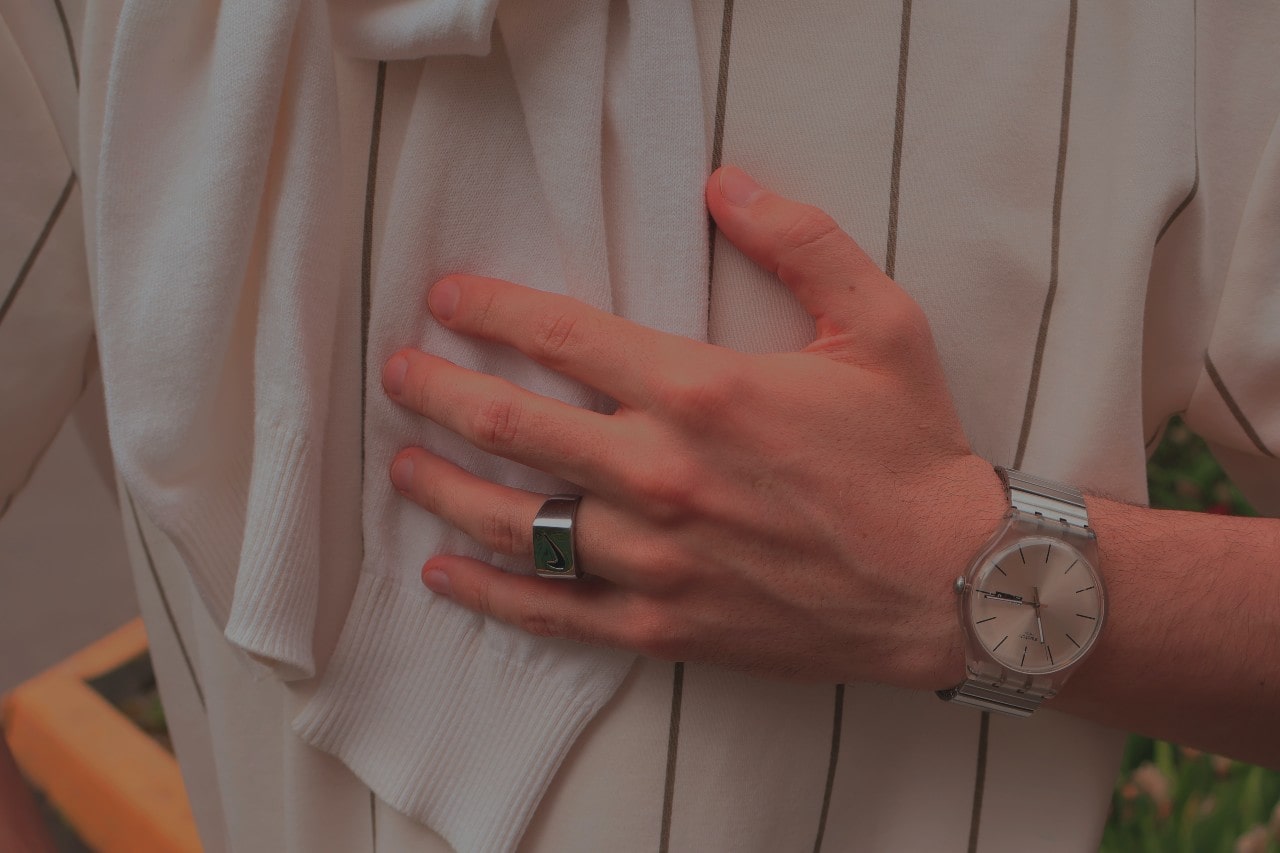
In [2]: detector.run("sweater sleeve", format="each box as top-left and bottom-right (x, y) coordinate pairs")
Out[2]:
(0, 8), (93, 519)
(93, 0), (344, 679)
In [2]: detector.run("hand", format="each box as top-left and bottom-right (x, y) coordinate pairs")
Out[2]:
(382, 166), (1006, 692)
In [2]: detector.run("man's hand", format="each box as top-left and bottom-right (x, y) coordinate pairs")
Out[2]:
(381, 166), (1005, 692)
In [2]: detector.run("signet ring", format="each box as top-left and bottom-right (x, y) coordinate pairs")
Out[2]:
(533, 494), (583, 580)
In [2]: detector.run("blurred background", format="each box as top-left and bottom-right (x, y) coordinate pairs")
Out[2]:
(2, 397), (1277, 851)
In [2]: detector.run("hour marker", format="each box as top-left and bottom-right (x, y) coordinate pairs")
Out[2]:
(1047, 646), (1055, 665)
(1019, 547), (1026, 563)
(1066, 633), (1081, 648)
(993, 635), (1008, 652)
(1021, 646), (1028, 666)
(1076, 613), (1096, 620)
(976, 616), (997, 624)
(1044, 544), (1052, 563)
(1075, 585), (1096, 594)
(994, 563), (1007, 576)
(1064, 559), (1078, 574)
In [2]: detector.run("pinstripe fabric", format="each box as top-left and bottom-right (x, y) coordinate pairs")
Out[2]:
(14, 2), (1278, 851)
(974, 7), (1081, 849)
(1203, 354), (1276, 458)
(657, 661), (685, 853)
(50, 0), (78, 89)
(0, 174), (75, 329)
(661, 5), (736, 848)
(1156, 0), (1197, 246)
(1013, 0), (1079, 472)
(883, 0), (912, 280)
(810, 683), (844, 853)
(360, 60), (388, 496)
(125, 489), (206, 711)
(361, 59), (389, 853)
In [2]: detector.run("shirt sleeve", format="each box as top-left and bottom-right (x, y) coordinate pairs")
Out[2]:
(0, 9), (94, 518)
(1184, 111), (1280, 517)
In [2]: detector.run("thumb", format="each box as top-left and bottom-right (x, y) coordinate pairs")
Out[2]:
(707, 166), (894, 339)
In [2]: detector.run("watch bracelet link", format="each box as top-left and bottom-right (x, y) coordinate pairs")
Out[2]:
(937, 679), (1053, 717)
(1000, 468), (1090, 529)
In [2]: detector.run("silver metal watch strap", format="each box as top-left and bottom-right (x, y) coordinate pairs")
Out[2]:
(943, 468), (1091, 717)
(937, 679), (1052, 718)
(1001, 468), (1090, 529)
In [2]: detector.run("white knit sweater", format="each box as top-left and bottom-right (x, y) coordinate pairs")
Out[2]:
(93, 2), (707, 850)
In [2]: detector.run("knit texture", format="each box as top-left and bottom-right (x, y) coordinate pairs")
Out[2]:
(92, 1), (708, 849)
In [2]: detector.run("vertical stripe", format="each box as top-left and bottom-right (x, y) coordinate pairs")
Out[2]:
(708, 0), (736, 178)
(1203, 353), (1276, 458)
(360, 62), (388, 496)
(883, 0), (913, 279)
(979, 5), (1080, 850)
(810, 683), (844, 853)
(1156, 0), (1197, 246)
(966, 712), (990, 853)
(369, 791), (377, 852)
(51, 0), (79, 89)
(657, 661), (685, 853)
(125, 490), (206, 712)
(0, 174), (76, 329)
(1012, 0), (1078, 470)
(660, 6), (737, 847)
(705, 0), (737, 284)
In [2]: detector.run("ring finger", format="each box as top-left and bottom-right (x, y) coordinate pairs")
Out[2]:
(391, 447), (663, 591)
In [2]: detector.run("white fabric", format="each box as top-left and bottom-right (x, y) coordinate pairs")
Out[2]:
(4, 1), (1280, 852)
(87, 1), (708, 849)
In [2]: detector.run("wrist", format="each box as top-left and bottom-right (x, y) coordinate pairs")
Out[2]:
(908, 453), (1008, 691)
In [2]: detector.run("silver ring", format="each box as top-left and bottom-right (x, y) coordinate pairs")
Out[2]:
(533, 494), (582, 579)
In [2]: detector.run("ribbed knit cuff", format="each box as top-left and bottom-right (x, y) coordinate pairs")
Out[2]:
(293, 571), (634, 853)
(223, 422), (320, 680)
(151, 443), (253, 628)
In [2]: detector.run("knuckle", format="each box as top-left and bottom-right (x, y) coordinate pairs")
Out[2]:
(406, 361), (433, 415)
(776, 208), (844, 272)
(626, 606), (684, 660)
(479, 501), (528, 555)
(637, 548), (694, 594)
(473, 397), (523, 450)
(626, 460), (698, 521)
(468, 285), (500, 334)
(656, 361), (743, 423)
(877, 296), (931, 349)
(531, 310), (579, 364)
(471, 577), (500, 618)
(516, 604), (565, 640)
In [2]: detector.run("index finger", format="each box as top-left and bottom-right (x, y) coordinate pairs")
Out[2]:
(427, 274), (700, 408)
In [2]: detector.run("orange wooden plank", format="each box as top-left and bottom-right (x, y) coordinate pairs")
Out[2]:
(1, 619), (201, 852)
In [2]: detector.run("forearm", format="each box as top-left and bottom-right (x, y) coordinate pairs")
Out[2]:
(1051, 497), (1280, 768)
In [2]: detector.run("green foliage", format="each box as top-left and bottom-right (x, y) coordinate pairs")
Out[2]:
(1101, 418), (1278, 852)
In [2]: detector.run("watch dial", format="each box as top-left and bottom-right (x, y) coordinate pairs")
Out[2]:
(968, 537), (1104, 674)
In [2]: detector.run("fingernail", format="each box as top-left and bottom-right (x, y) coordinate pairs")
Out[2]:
(719, 166), (763, 207)
(383, 355), (408, 396)
(429, 279), (461, 321)
(423, 568), (451, 597)
(390, 456), (414, 491)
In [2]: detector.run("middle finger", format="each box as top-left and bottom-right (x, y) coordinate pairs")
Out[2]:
(384, 349), (618, 491)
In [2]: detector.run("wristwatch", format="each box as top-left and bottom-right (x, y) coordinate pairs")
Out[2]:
(938, 467), (1106, 717)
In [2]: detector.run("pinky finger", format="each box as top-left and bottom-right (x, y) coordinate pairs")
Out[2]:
(422, 556), (640, 651)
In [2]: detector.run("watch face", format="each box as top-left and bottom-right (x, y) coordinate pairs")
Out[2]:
(966, 536), (1104, 675)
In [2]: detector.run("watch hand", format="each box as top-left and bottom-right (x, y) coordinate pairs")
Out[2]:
(974, 589), (1025, 604)
(1033, 586), (1045, 644)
